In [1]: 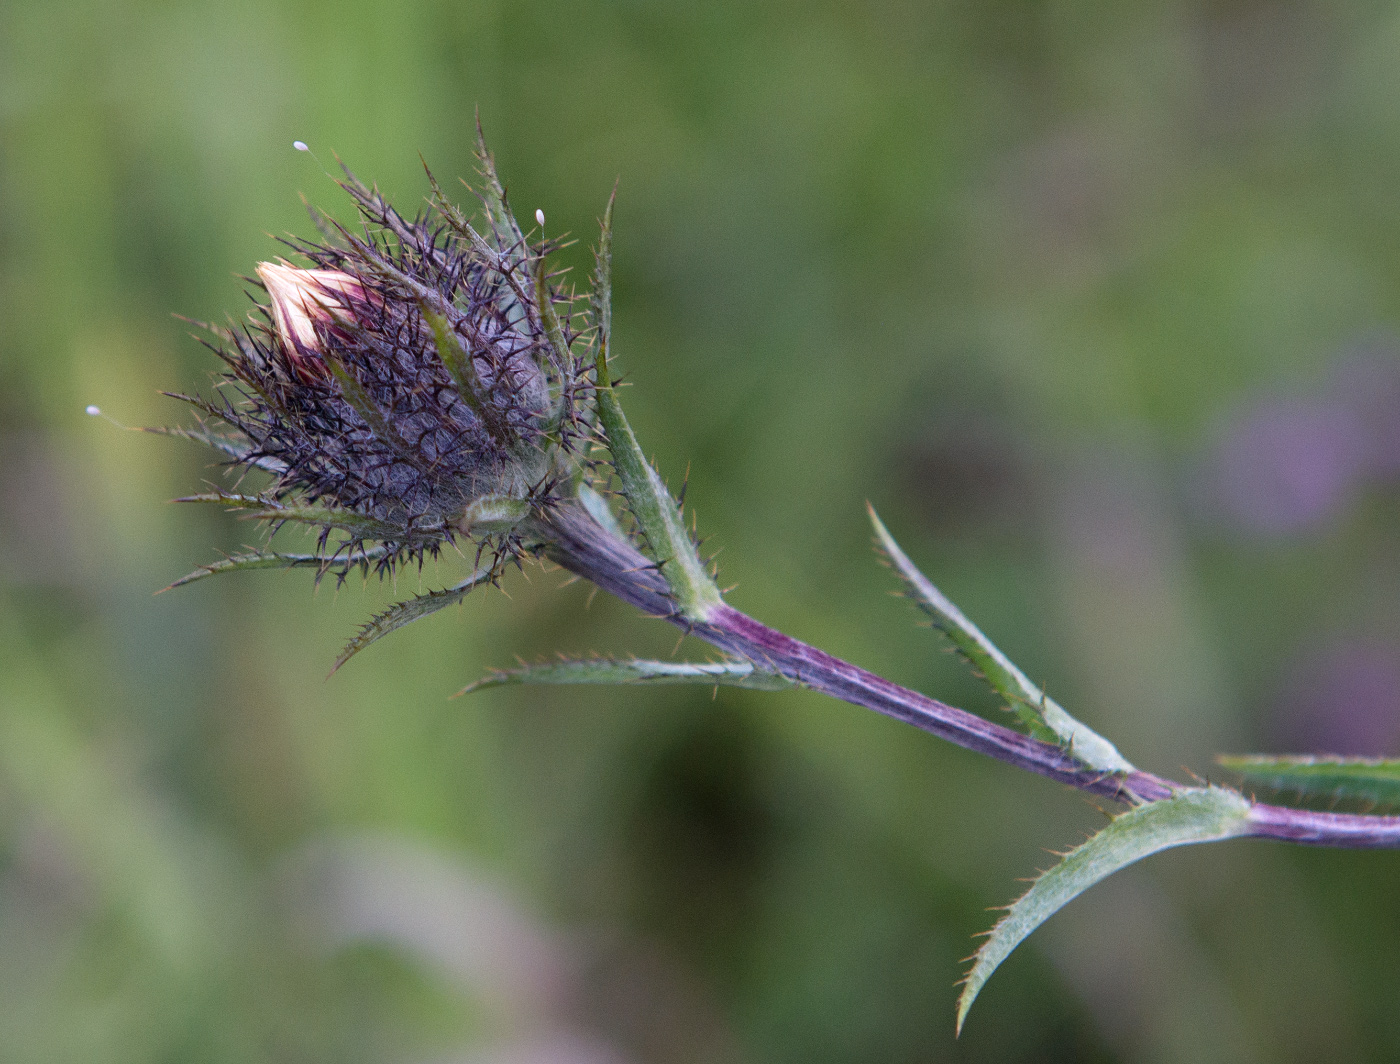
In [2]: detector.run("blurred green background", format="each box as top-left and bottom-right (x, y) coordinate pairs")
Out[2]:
(5, 0), (1400, 1060)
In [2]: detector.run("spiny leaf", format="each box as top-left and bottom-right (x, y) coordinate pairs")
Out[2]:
(176, 491), (434, 542)
(473, 116), (527, 264)
(420, 301), (511, 444)
(332, 567), (496, 674)
(593, 376), (722, 622)
(591, 217), (722, 621)
(422, 162), (482, 248)
(956, 786), (1251, 1035)
(534, 253), (574, 425)
(591, 184), (615, 368)
(459, 656), (795, 695)
(175, 490), (284, 508)
(536, 258), (572, 367)
(868, 505), (1133, 774)
(143, 424), (288, 475)
(578, 182), (616, 441)
(143, 423), (248, 461)
(1218, 755), (1400, 806)
(162, 545), (393, 590)
(424, 130), (532, 339)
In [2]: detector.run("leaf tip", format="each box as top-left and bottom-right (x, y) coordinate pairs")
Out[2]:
(453, 672), (506, 697)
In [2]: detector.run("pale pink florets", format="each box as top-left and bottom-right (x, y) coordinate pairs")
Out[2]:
(255, 262), (369, 381)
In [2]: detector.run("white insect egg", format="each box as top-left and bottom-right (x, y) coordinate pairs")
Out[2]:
(535, 209), (546, 228)
(85, 405), (101, 416)
(293, 140), (309, 152)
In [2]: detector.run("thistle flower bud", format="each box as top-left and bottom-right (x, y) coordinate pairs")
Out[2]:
(176, 161), (589, 578)
(167, 136), (730, 669)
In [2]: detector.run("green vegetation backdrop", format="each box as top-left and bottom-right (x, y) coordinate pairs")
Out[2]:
(4, 1), (1400, 1061)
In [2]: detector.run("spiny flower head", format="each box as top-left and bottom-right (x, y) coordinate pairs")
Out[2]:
(174, 148), (592, 580)
(161, 133), (728, 671)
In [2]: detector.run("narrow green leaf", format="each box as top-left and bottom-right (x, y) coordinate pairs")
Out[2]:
(590, 206), (720, 623)
(267, 505), (428, 541)
(148, 399), (290, 474)
(460, 657), (795, 695)
(331, 567), (495, 674)
(868, 506), (1133, 774)
(591, 184), (615, 367)
(175, 491), (433, 542)
(1218, 755), (1400, 806)
(593, 369), (723, 622)
(175, 490), (283, 509)
(142, 424), (258, 464)
(473, 117), (527, 262)
(162, 545), (392, 590)
(957, 786), (1251, 1035)
(578, 184), (617, 439)
(422, 162), (480, 247)
(420, 301), (511, 444)
(534, 256), (574, 426)
(535, 262), (572, 367)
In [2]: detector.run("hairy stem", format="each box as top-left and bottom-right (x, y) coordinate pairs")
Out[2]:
(539, 502), (1400, 849)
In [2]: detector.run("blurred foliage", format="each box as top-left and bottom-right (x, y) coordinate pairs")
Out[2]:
(5, 0), (1400, 1060)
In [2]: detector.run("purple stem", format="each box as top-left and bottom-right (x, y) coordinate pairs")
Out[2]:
(541, 503), (1400, 849)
